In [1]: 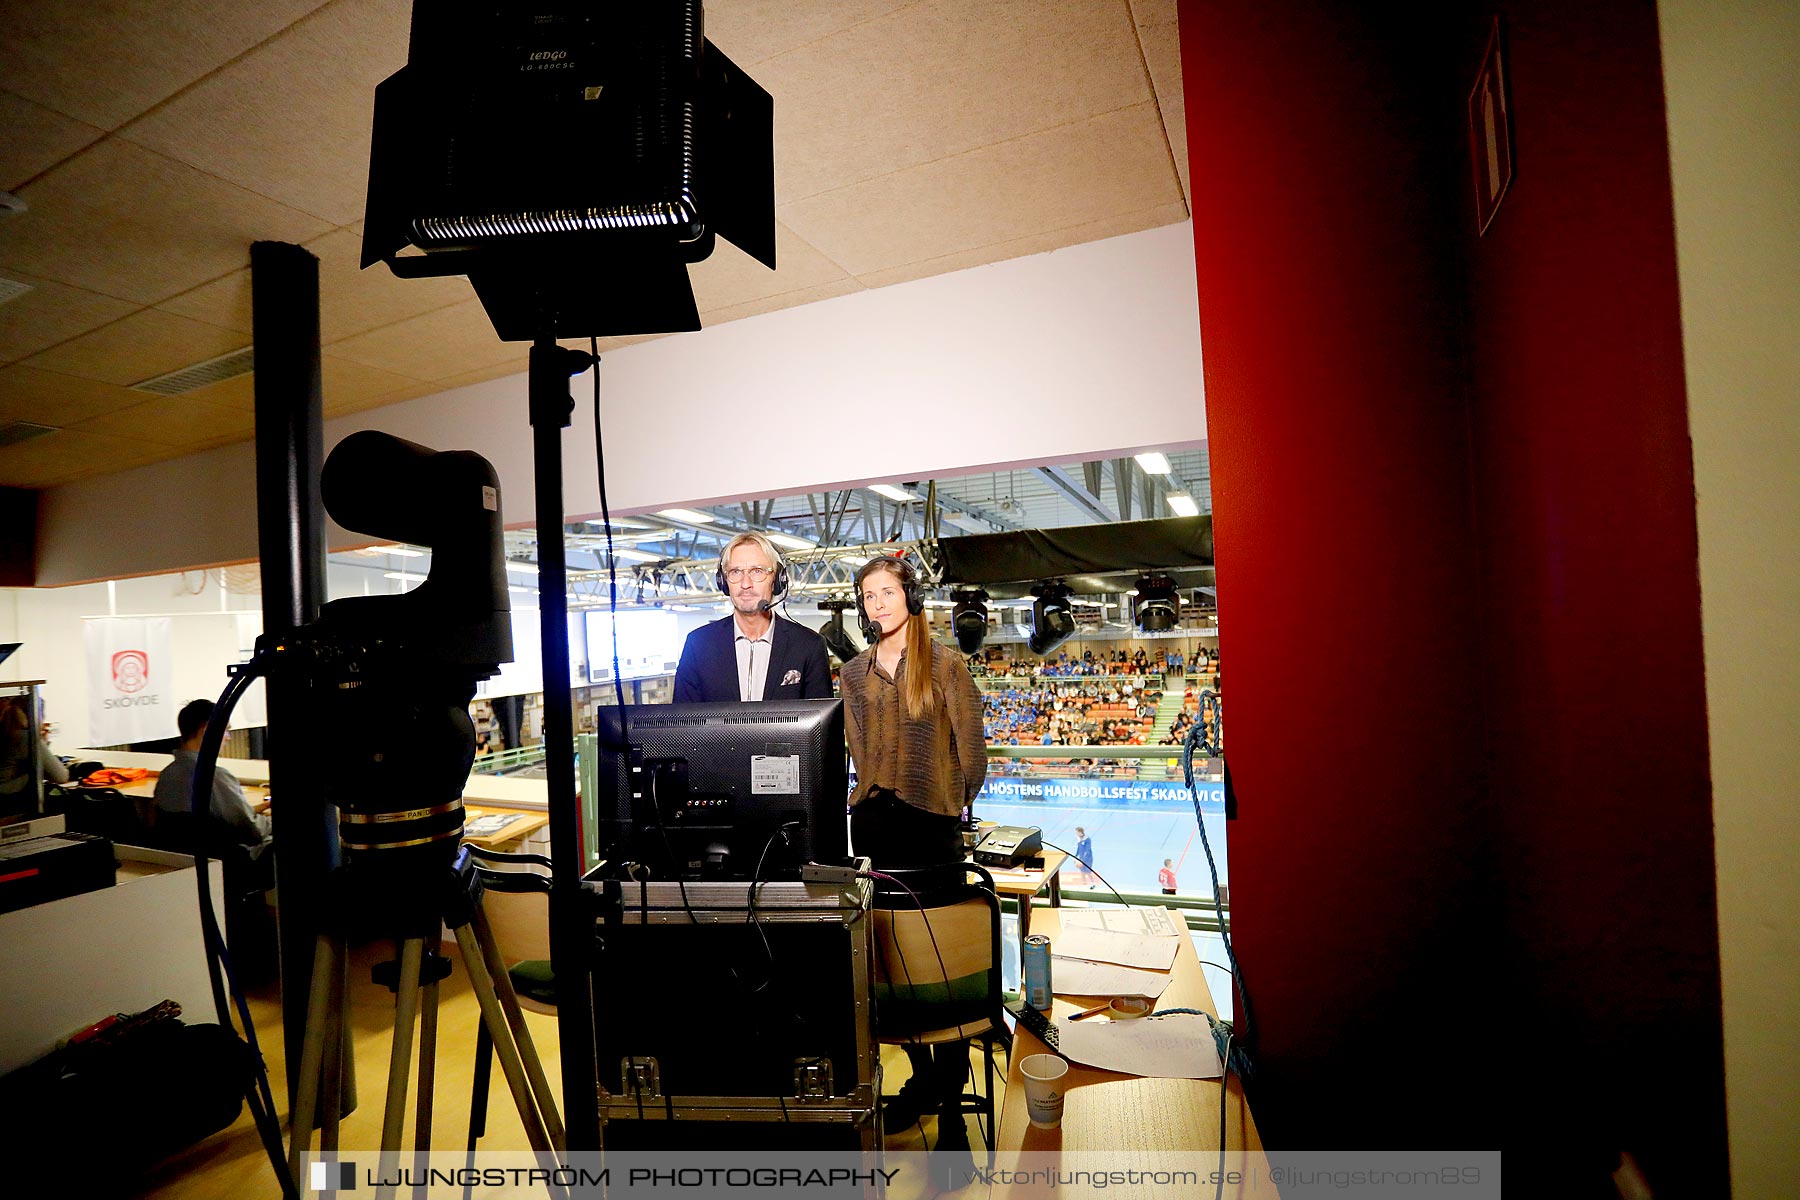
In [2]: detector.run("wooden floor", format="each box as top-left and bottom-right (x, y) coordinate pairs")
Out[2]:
(136, 939), (1001, 1199)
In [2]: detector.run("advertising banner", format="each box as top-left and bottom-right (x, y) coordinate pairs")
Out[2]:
(85, 617), (175, 745)
(977, 774), (1225, 812)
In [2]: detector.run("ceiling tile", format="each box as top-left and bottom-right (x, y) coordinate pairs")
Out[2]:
(312, 230), (476, 343)
(0, 0), (331, 131)
(67, 394), (256, 447)
(853, 201), (1189, 291)
(325, 299), (526, 381)
(322, 353), (425, 410)
(157, 229), (476, 343)
(20, 308), (247, 387)
(0, 426), (170, 489)
(779, 103), (1184, 277)
(324, 377), (436, 419)
(0, 269), (138, 365)
(121, 0), (413, 225)
(153, 268), (252, 335)
(688, 222), (848, 313)
(0, 91), (104, 192)
(1129, 0), (1190, 204)
(151, 353), (422, 416)
(0, 139), (334, 305)
(0, 365), (144, 427)
(757, 0), (1152, 203)
(700, 277), (866, 327)
(703, 0), (912, 67)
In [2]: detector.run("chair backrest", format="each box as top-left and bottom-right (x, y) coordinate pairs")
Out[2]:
(870, 863), (1002, 1042)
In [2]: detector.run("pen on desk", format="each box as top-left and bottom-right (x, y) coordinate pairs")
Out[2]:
(1068, 1001), (1112, 1021)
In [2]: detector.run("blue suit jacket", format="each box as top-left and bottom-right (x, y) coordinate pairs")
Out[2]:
(672, 613), (834, 703)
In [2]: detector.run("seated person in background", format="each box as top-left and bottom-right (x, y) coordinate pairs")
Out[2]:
(154, 699), (271, 865)
(0, 698), (67, 821)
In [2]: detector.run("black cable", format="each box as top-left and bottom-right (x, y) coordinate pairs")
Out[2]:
(186, 651), (296, 1199)
(865, 867), (977, 1138)
(589, 340), (628, 725)
(1179, 725), (1255, 1052)
(1038, 839), (1131, 910)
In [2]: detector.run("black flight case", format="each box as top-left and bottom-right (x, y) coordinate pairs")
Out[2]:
(591, 862), (878, 1153)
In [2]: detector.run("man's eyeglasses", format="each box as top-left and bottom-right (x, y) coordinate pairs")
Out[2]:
(724, 566), (772, 583)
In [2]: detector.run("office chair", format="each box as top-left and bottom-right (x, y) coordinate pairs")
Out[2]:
(869, 862), (1007, 1151)
(461, 845), (561, 1154)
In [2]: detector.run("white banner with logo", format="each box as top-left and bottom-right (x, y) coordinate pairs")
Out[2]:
(85, 617), (176, 745)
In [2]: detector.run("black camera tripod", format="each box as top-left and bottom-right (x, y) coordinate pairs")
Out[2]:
(286, 843), (565, 1198)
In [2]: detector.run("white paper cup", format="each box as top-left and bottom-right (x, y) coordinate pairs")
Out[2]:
(1019, 1053), (1069, 1129)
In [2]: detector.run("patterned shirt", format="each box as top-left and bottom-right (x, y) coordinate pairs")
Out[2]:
(841, 639), (988, 818)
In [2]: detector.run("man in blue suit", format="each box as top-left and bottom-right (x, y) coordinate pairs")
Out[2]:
(673, 531), (834, 703)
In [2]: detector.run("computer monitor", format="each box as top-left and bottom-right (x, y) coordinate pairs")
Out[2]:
(589, 699), (848, 881)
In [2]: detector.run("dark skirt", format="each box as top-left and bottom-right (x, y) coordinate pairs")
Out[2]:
(849, 787), (962, 870)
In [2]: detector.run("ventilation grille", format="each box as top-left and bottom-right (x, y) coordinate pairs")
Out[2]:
(0, 277), (32, 307)
(0, 421), (58, 448)
(131, 345), (255, 396)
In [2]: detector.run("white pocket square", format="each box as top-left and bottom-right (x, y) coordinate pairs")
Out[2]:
(781, 669), (802, 686)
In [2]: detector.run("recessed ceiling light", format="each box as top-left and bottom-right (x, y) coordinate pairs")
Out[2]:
(766, 532), (815, 551)
(868, 484), (918, 502)
(379, 544), (426, 557)
(1135, 452), (1172, 475)
(382, 571), (419, 581)
(657, 508), (715, 524)
(1167, 492), (1199, 517)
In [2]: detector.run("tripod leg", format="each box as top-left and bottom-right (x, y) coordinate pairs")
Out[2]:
(289, 934), (341, 1188)
(414, 935), (442, 1200)
(451, 920), (557, 1156)
(464, 1016), (494, 1200)
(376, 937), (426, 1200)
(321, 942), (345, 1154)
(470, 893), (567, 1150)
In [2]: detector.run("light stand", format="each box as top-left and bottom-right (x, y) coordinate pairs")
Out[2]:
(526, 335), (605, 1153)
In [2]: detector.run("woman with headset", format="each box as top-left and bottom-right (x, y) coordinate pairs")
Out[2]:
(840, 553), (988, 1153)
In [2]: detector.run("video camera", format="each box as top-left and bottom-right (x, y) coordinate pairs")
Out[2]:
(257, 431), (511, 873)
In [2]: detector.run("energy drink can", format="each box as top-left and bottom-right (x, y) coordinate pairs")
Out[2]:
(1023, 933), (1053, 1010)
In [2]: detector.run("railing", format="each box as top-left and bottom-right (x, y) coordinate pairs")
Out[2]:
(470, 744), (546, 775)
(978, 743), (1229, 936)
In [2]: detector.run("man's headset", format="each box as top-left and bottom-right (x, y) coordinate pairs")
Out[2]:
(716, 532), (789, 613)
(855, 552), (925, 645)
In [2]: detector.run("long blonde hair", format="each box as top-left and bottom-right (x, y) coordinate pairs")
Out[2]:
(857, 557), (936, 721)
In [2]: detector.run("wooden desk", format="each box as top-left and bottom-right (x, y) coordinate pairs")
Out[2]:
(991, 908), (1271, 1197)
(984, 848), (1066, 962)
(460, 807), (549, 850)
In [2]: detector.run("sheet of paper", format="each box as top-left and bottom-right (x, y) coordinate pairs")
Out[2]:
(1056, 1012), (1222, 1079)
(1051, 926), (1180, 971)
(1048, 958), (1173, 999)
(1060, 906), (1182, 937)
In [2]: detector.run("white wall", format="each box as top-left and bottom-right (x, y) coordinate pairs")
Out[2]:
(0, 560), (430, 748)
(35, 222), (1205, 585)
(1660, 2), (1800, 1193)
(1, 572), (261, 749)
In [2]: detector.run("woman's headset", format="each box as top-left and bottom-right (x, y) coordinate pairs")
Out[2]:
(716, 532), (789, 610)
(855, 552), (925, 643)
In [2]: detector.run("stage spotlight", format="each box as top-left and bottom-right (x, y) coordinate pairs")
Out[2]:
(1132, 573), (1180, 633)
(817, 596), (861, 664)
(951, 588), (990, 654)
(1028, 582), (1077, 657)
